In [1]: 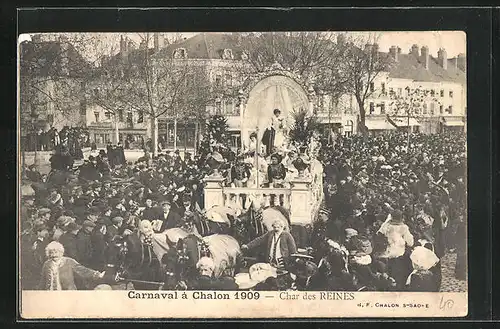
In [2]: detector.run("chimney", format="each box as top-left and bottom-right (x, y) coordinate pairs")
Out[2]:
(389, 45), (398, 62)
(457, 53), (466, 71)
(410, 44), (419, 57)
(397, 47), (402, 54)
(420, 45), (429, 70)
(438, 48), (448, 69)
(154, 33), (164, 50)
(451, 57), (458, 69)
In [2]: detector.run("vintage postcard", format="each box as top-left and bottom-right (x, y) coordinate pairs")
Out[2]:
(18, 31), (467, 319)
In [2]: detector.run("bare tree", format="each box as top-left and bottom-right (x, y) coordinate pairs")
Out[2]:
(389, 85), (441, 149)
(89, 33), (214, 156)
(19, 33), (96, 168)
(343, 34), (392, 136)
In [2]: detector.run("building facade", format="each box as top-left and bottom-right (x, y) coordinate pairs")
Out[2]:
(354, 44), (466, 135)
(19, 35), (89, 150)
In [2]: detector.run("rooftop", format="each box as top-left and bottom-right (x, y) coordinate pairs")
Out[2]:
(388, 53), (466, 84)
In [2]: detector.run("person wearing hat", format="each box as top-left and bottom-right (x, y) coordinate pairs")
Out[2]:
(267, 153), (286, 189)
(26, 164), (42, 183)
(142, 198), (160, 222)
(76, 220), (95, 269)
(405, 246), (440, 292)
(347, 236), (381, 290)
(26, 220), (52, 287)
(47, 188), (63, 208)
(154, 199), (182, 232)
(106, 216), (124, 242)
(58, 221), (81, 261)
(242, 218), (297, 271)
(37, 208), (52, 223)
(52, 216), (75, 241)
(78, 156), (100, 183)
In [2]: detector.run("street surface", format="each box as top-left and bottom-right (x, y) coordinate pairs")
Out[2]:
(440, 252), (467, 292)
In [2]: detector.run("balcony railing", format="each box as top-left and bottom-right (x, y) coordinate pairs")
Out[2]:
(203, 161), (324, 226)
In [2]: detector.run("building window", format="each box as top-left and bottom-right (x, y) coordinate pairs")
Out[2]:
(105, 112), (111, 120)
(225, 74), (232, 87)
(430, 102), (435, 115)
(380, 103), (386, 114)
(397, 88), (402, 96)
(126, 112), (133, 127)
(118, 109), (124, 122)
(439, 105), (444, 114)
(423, 103), (428, 114)
(369, 102), (375, 114)
(215, 75), (222, 87)
(448, 105), (453, 114)
(137, 110), (144, 123)
(369, 82), (375, 92)
(389, 87), (394, 95)
(430, 90), (435, 97)
(406, 87), (411, 97)
(440, 89), (444, 97)
(449, 90), (454, 98)
(215, 101), (222, 115)
(94, 111), (100, 123)
(381, 82), (386, 94)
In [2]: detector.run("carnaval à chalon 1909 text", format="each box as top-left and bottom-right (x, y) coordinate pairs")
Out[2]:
(126, 291), (356, 301)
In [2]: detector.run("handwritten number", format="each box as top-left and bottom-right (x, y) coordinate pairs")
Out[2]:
(439, 297), (454, 310)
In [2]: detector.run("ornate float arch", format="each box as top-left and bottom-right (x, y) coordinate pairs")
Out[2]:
(238, 62), (316, 148)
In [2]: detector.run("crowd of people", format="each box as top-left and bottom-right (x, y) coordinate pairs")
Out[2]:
(317, 131), (467, 291)
(23, 126), (87, 157)
(19, 129), (467, 292)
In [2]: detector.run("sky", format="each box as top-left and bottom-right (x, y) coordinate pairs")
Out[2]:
(19, 31), (466, 60)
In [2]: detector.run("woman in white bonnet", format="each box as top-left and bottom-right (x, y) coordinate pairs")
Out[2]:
(38, 241), (105, 290)
(405, 246), (440, 292)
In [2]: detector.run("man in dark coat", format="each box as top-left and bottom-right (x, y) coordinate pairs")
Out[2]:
(106, 216), (124, 243)
(76, 220), (95, 268)
(242, 218), (297, 270)
(90, 218), (110, 271)
(59, 222), (81, 261)
(155, 200), (183, 232)
(142, 198), (159, 221)
(26, 164), (42, 182)
(121, 220), (162, 290)
(79, 157), (100, 182)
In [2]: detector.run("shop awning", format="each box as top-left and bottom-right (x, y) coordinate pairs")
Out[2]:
(443, 118), (465, 126)
(365, 120), (396, 131)
(389, 117), (421, 127)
